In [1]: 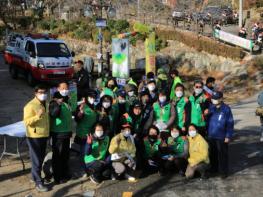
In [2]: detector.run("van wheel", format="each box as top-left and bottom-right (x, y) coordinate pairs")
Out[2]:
(27, 72), (36, 87)
(9, 65), (18, 79)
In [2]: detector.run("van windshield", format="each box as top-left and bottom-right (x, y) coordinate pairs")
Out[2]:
(36, 43), (71, 57)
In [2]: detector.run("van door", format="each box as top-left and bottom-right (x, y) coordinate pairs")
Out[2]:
(24, 41), (37, 70)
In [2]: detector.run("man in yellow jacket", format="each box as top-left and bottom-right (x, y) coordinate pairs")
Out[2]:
(23, 85), (49, 192)
(109, 122), (136, 181)
(185, 124), (210, 179)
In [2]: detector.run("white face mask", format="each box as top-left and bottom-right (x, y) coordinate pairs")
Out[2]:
(159, 96), (166, 103)
(119, 99), (126, 104)
(102, 102), (111, 109)
(171, 132), (179, 138)
(88, 97), (95, 105)
(147, 85), (155, 91)
(189, 130), (197, 137)
(37, 94), (47, 101)
(59, 90), (69, 97)
(211, 99), (220, 105)
(194, 88), (203, 95)
(128, 91), (134, 97)
(175, 91), (183, 98)
(123, 129), (131, 137)
(95, 130), (104, 138)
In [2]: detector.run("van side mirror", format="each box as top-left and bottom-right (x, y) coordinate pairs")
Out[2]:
(71, 51), (75, 57)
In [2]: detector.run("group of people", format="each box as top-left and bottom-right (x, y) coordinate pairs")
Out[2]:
(23, 63), (234, 192)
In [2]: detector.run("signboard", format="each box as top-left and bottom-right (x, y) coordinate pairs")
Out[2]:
(96, 18), (107, 27)
(112, 38), (129, 79)
(145, 32), (156, 74)
(214, 29), (254, 51)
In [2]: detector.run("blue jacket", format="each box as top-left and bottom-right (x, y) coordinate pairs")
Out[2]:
(208, 103), (234, 140)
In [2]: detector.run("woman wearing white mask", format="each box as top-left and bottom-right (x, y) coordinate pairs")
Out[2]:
(165, 126), (189, 175)
(74, 90), (98, 173)
(150, 90), (175, 131)
(185, 124), (210, 180)
(109, 122), (136, 181)
(84, 123), (110, 184)
(189, 80), (209, 138)
(97, 95), (117, 138)
(172, 83), (191, 135)
(146, 79), (158, 105)
(49, 82), (72, 184)
(24, 85), (49, 192)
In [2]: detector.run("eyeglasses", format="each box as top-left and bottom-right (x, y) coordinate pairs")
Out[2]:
(195, 86), (202, 88)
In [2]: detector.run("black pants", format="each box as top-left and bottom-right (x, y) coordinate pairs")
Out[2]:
(164, 158), (188, 173)
(27, 137), (48, 185)
(86, 160), (110, 180)
(208, 138), (228, 175)
(51, 133), (71, 182)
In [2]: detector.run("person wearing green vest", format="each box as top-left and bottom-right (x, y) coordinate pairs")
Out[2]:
(75, 90), (98, 172)
(189, 80), (209, 137)
(165, 127), (189, 175)
(102, 78), (118, 99)
(84, 123), (110, 184)
(169, 69), (182, 101)
(125, 84), (138, 107)
(49, 82), (72, 184)
(172, 83), (191, 135)
(150, 90), (175, 131)
(143, 125), (164, 175)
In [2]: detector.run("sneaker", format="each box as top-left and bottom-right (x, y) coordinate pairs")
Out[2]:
(260, 136), (263, 142)
(35, 183), (48, 192)
(90, 175), (101, 184)
(124, 173), (136, 182)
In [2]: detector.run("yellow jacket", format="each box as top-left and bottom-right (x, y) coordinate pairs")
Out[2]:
(109, 133), (136, 158)
(23, 97), (49, 138)
(188, 133), (209, 167)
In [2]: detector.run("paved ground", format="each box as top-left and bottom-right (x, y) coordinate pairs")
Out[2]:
(0, 54), (262, 197)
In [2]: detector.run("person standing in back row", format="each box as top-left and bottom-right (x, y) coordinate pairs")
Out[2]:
(49, 82), (72, 184)
(189, 80), (209, 138)
(73, 60), (90, 101)
(23, 85), (49, 192)
(207, 91), (234, 179)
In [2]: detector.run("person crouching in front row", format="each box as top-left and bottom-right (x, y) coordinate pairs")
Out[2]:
(108, 122), (137, 181)
(185, 124), (210, 180)
(84, 123), (110, 184)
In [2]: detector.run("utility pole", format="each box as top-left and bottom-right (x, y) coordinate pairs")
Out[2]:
(239, 0), (243, 28)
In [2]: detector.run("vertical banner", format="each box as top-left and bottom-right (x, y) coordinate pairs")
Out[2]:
(112, 38), (130, 79)
(145, 32), (156, 75)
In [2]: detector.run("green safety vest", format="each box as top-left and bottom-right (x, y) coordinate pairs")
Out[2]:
(50, 102), (72, 133)
(167, 136), (186, 155)
(76, 105), (98, 138)
(144, 138), (161, 159)
(153, 102), (171, 123)
(169, 77), (182, 100)
(175, 97), (187, 129)
(84, 136), (110, 163)
(189, 94), (206, 127)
